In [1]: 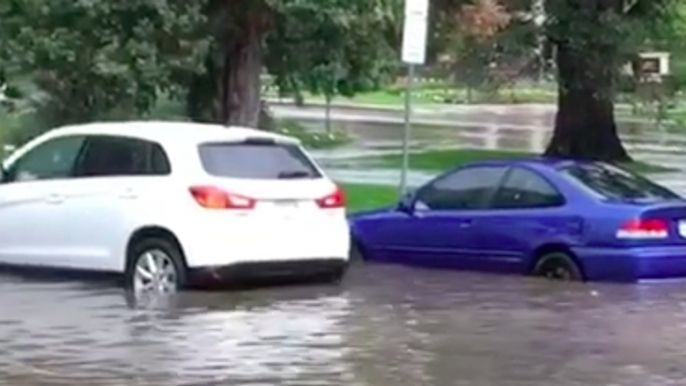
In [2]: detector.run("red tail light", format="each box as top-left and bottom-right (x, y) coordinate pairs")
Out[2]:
(189, 186), (256, 210)
(315, 186), (346, 209)
(616, 219), (669, 239)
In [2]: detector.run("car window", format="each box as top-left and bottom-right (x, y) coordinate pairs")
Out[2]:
(491, 167), (564, 209)
(415, 166), (508, 210)
(198, 141), (322, 179)
(559, 162), (679, 202)
(4, 135), (86, 183)
(76, 136), (171, 177)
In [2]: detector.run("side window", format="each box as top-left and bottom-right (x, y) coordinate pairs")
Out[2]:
(491, 167), (564, 209)
(76, 136), (171, 177)
(415, 166), (508, 210)
(5, 136), (86, 183)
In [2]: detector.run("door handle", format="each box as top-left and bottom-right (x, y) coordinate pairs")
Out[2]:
(119, 188), (137, 200)
(459, 219), (473, 228)
(45, 193), (64, 204)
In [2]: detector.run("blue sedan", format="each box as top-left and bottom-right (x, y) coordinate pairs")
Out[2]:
(348, 157), (686, 282)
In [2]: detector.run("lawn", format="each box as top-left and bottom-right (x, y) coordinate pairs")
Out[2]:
(342, 183), (399, 213)
(350, 148), (675, 174)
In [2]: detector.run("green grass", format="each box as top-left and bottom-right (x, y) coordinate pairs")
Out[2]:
(342, 183), (399, 212)
(350, 148), (675, 174)
(275, 119), (352, 149)
(268, 87), (559, 107)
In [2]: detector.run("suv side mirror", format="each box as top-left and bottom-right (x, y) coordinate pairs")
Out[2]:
(397, 190), (416, 213)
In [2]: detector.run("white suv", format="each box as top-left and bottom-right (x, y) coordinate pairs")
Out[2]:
(0, 121), (350, 295)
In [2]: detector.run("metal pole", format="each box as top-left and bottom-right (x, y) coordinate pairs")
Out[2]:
(399, 64), (415, 197)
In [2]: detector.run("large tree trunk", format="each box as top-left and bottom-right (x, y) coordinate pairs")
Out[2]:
(218, 10), (266, 128)
(544, 1), (631, 162)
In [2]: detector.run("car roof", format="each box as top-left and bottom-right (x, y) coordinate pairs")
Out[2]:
(464, 155), (598, 170)
(48, 120), (298, 146)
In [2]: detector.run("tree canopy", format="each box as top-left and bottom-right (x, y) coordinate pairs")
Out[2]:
(1, 0), (686, 161)
(0, 0), (209, 129)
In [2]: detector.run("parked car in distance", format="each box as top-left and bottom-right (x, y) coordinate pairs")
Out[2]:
(349, 157), (686, 283)
(0, 121), (350, 295)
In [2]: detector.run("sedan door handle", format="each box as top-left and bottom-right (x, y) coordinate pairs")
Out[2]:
(459, 219), (473, 228)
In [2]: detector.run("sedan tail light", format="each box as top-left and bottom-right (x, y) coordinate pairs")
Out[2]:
(189, 186), (256, 210)
(616, 219), (669, 239)
(315, 186), (346, 209)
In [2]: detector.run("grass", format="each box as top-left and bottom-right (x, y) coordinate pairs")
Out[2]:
(348, 148), (676, 174)
(266, 86), (558, 108)
(274, 119), (352, 149)
(342, 183), (399, 212)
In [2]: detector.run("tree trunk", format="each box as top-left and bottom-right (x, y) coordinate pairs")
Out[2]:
(544, 1), (630, 162)
(218, 6), (268, 128)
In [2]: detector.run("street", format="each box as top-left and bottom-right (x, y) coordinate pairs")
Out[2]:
(0, 264), (685, 385)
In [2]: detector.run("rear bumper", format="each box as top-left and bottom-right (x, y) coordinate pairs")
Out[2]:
(190, 258), (348, 285)
(573, 246), (686, 282)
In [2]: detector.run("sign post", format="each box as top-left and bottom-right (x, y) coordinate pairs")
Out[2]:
(399, 0), (429, 197)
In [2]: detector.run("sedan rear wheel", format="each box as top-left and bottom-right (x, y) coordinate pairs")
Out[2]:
(532, 252), (583, 282)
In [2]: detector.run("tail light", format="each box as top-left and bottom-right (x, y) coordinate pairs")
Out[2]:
(189, 186), (256, 210)
(315, 186), (346, 209)
(616, 219), (669, 239)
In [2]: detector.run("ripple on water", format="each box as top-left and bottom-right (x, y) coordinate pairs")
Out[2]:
(1, 265), (686, 384)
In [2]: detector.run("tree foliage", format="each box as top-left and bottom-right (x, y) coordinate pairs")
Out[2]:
(0, 0), (209, 129)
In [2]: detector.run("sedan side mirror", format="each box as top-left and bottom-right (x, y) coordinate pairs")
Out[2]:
(397, 190), (416, 213)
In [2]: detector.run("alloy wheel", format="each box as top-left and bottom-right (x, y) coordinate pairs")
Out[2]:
(133, 249), (179, 296)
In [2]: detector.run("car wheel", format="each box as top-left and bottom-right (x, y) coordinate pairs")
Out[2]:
(532, 251), (584, 281)
(125, 237), (187, 297)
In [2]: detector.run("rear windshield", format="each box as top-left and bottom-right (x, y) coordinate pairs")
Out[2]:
(198, 141), (322, 179)
(559, 162), (680, 201)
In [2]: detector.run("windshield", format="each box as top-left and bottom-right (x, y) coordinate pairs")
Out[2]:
(558, 162), (681, 202)
(198, 141), (322, 180)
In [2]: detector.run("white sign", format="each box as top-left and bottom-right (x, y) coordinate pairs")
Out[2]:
(401, 0), (429, 65)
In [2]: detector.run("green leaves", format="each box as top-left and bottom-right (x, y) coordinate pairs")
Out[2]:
(264, 0), (396, 100)
(0, 0), (209, 127)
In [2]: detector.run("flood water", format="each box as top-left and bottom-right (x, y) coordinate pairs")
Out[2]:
(3, 263), (686, 385)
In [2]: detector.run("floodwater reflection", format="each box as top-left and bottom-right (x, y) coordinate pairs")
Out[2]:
(1, 264), (686, 385)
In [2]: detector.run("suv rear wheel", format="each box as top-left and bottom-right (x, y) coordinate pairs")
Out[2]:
(125, 237), (187, 296)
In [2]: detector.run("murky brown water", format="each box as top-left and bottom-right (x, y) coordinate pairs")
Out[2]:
(3, 264), (686, 385)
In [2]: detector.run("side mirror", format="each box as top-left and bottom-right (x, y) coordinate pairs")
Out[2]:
(397, 190), (416, 213)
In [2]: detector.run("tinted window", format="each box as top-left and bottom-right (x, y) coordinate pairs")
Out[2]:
(415, 166), (508, 210)
(5, 135), (85, 183)
(198, 141), (321, 179)
(492, 167), (564, 209)
(76, 136), (171, 177)
(559, 162), (679, 201)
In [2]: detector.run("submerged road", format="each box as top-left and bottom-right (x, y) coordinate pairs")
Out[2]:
(1, 264), (686, 385)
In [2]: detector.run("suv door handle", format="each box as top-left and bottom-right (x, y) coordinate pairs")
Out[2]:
(119, 188), (137, 200)
(45, 193), (64, 204)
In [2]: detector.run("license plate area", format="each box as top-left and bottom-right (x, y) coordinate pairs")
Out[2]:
(272, 199), (303, 209)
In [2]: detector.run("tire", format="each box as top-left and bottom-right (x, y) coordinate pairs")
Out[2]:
(124, 237), (187, 295)
(531, 251), (584, 282)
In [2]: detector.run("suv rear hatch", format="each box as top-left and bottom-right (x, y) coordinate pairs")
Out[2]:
(190, 137), (344, 211)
